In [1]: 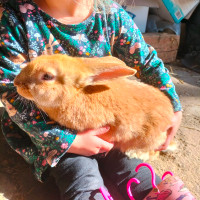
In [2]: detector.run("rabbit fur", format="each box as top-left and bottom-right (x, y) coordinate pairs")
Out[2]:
(14, 54), (174, 160)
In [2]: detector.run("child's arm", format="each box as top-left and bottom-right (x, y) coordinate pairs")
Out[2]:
(112, 6), (182, 112)
(0, 8), (78, 180)
(112, 5), (182, 149)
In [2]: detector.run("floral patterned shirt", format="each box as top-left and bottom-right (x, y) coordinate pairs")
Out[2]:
(0, 0), (182, 182)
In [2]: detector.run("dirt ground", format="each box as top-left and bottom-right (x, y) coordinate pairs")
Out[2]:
(0, 61), (199, 200)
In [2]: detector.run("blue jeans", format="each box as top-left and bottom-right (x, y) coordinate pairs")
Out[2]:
(51, 149), (161, 200)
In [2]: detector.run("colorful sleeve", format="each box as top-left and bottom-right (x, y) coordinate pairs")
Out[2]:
(0, 9), (77, 169)
(112, 6), (182, 112)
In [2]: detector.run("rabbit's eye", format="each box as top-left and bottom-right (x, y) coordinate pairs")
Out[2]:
(42, 73), (55, 81)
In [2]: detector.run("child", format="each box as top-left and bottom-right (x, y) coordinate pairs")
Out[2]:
(0, 0), (182, 199)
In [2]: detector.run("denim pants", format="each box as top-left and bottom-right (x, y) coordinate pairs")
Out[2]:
(51, 149), (161, 200)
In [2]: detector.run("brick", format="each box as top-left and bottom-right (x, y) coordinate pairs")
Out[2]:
(143, 33), (180, 63)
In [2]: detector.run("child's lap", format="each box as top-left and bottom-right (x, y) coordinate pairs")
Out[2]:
(51, 149), (161, 200)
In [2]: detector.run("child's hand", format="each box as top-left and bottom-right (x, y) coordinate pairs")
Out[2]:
(67, 126), (114, 156)
(157, 111), (182, 151)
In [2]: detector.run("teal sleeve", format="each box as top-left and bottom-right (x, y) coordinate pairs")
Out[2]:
(112, 7), (182, 112)
(0, 9), (76, 175)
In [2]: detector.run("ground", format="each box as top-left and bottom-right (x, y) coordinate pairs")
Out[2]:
(0, 61), (199, 200)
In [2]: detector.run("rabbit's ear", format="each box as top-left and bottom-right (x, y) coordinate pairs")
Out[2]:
(78, 56), (137, 87)
(91, 65), (136, 83)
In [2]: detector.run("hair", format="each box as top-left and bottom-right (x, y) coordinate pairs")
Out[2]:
(97, 0), (126, 5)
(94, 0), (126, 13)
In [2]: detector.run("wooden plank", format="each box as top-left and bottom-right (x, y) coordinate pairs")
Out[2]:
(143, 33), (180, 63)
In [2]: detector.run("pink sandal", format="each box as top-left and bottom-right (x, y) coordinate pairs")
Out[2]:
(100, 163), (196, 200)
(144, 175), (196, 200)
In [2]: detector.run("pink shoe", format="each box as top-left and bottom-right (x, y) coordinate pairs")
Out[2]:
(144, 175), (196, 200)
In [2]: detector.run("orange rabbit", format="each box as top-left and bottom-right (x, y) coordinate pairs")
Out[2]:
(14, 54), (174, 159)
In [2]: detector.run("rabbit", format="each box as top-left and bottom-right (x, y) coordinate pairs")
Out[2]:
(14, 54), (175, 160)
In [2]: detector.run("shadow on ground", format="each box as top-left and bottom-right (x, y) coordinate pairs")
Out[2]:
(166, 61), (200, 95)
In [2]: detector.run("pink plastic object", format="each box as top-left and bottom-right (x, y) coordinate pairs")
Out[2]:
(100, 163), (174, 200)
(135, 163), (160, 194)
(100, 187), (114, 200)
(127, 178), (140, 200)
(162, 171), (174, 180)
